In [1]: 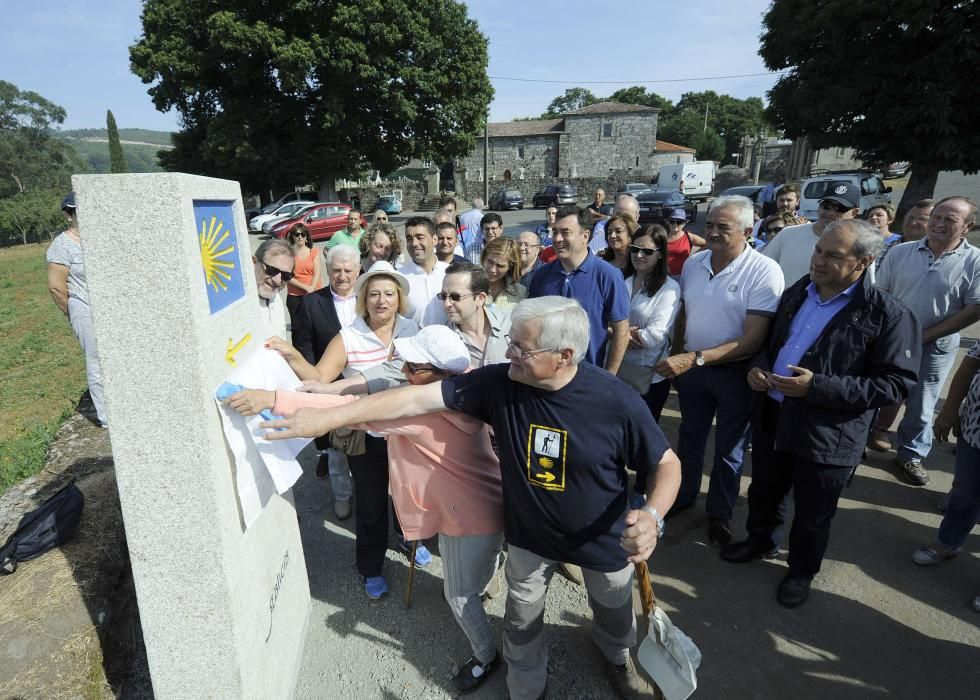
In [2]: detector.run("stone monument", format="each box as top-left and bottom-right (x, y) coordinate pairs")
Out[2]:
(72, 173), (311, 698)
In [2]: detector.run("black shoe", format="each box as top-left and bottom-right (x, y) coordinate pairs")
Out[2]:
(777, 575), (812, 608)
(707, 518), (732, 548)
(721, 538), (779, 563)
(315, 452), (329, 479)
(453, 653), (498, 693)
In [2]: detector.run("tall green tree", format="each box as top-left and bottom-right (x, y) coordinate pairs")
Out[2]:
(760, 0), (980, 216)
(541, 88), (599, 118)
(668, 91), (766, 163)
(693, 129), (726, 163)
(106, 109), (128, 173)
(0, 81), (79, 199)
(130, 0), (493, 198)
(607, 86), (672, 112)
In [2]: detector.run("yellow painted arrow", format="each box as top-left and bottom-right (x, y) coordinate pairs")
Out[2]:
(225, 332), (252, 367)
(534, 471), (556, 483)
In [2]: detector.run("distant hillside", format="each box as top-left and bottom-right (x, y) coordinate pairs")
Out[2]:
(56, 128), (173, 173)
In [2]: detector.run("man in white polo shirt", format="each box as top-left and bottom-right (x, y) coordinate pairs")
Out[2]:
(762, 182), (860, 286)
(875, 195), (980, 486)
(398, 216), (449, 326)
(657, 195), (784, 547)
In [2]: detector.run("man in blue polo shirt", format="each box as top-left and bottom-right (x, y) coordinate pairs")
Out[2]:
(528, 205), (630, 371)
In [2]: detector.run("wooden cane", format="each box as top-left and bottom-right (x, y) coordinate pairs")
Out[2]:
(635, 560), (667, 700)
(405, 541), (418, 609)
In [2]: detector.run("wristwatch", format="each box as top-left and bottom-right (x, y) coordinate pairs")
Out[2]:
(642, 506), (666, 539)
(694, 351), (706, 367)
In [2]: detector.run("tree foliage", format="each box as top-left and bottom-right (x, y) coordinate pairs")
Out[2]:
(541, 88), (599, 118)
(760, 0), (980, 210)
(129, 0), (493, 197)
(106, 110), (128, 173)
(693, 129), (726, 163)
(0, 189), (63, 245)
(0, 81), (79, 199)
(607, 86), (672, 112)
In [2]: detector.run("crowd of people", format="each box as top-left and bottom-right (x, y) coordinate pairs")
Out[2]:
(51, 183), (976, 698)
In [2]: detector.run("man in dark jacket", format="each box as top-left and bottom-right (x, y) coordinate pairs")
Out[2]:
(720, 219), (921, 607)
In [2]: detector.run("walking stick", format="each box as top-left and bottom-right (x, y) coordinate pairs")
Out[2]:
(405, 541), (418, 609)
(634, 560), (667, 700)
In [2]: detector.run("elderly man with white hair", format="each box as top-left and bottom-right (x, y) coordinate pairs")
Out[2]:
(656, 195), (784, 548)
(261, 296), (681, 700)
(291, 243), (361, 518)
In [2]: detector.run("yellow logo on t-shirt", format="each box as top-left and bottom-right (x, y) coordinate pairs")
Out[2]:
(526, 424), (567, 491)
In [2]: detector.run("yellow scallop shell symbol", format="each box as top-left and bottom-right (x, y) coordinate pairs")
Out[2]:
(537, 456), (554, 468)
(199, 215), (236, 292)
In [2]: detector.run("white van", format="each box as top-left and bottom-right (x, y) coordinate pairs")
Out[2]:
(799, 172), (891, 220)
(654, 161), (715, 201)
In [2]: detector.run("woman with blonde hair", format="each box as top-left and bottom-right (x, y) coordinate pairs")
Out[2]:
(480, 237), (527, 309)
(359, 222), (401, 271)
(264, 261), (425, 596)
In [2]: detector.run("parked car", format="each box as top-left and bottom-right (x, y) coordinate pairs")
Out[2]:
(884, 162), (911, 178)
(717, 185), (766, 202)
(616, 183), (651, 198)
(270, 202), (351, 242)
(488, 188), (524, 210)
(244, 190), (318, 221)
(799, 172), (891, 220)
(249, 201), (318, 233)
(374, 195), (402, 214)
(531, 184), (577, 208)
(635, 190), (697, 224)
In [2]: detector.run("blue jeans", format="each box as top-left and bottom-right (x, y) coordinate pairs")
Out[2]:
(938, 441), (980, 549)
(674, 363), (752, 521)
(897, 337), (959, 462)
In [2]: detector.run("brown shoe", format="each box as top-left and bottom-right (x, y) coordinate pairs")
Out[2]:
(605, 657), (642, 698)
(867, 429), (891, 452)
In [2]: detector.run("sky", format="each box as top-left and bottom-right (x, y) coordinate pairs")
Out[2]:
(0, 0), (780, 132)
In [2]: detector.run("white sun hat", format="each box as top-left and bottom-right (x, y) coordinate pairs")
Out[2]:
(393, 325), (470, 374)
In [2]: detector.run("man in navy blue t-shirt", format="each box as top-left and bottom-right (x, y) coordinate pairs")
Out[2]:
(262, 296), (681, 700)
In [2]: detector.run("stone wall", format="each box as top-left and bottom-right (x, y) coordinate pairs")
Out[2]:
(458, 134), (559, 181)
(562, 113), (659, 177)
(457, 174), (663, 208)
(341, 179), (426, 212)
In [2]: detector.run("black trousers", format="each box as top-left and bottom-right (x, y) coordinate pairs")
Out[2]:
(348, 435), (402, 578)
(746, 399), (853, 579)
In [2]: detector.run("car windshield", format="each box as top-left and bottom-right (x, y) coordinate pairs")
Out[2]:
(638, 191), (672, 202)
(803, 181), (841, 200)
(506, 190), (521, 197)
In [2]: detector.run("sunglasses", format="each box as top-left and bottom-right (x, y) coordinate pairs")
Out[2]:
(767, 226), (785, 235)
(629, 245), (660, 256)
(405, 361), (438, 375)
(668, 219), (686, 225)
(436, 292), (477, 302)
(263, 264), (294, 282)
(819, 201), (848, 213)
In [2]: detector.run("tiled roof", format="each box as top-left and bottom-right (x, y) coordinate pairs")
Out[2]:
(487, 119), (566, 137)
(563, 101), (660, 115)
(656, 140), (695, 153)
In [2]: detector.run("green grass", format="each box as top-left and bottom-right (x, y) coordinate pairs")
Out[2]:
(0, 243), (87, 493)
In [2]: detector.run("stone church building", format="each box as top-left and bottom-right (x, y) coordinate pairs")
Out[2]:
(456, 101), (694, 185)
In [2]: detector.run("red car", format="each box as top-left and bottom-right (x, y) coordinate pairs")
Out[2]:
(271, 202), (351, 241)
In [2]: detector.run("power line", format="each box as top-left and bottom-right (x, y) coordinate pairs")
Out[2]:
(488, 71), (788, 85)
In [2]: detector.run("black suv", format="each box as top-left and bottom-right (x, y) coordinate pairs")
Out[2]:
(488, 188), (524, 210)
(532, 184), (577, 208)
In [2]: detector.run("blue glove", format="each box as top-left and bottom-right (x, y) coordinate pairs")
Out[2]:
(215, 381), (280, 423)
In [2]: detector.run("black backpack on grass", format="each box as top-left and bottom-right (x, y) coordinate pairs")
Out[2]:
(0, 479), (84, 575)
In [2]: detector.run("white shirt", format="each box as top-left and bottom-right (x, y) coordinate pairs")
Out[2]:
(398, 259), (449, 327)
(258, 291), (288, 339)
(623, 276), (681, 386)
(762, 222), (818, 287)
(330, 288), (357, 329)
(681, 244), (784, 352)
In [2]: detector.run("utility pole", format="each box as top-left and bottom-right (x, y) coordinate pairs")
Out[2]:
(483, 107), (490, 203)
(703, 102), (709, 133)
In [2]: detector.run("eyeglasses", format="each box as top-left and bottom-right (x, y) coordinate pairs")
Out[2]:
(518, 242), (541, 249)
(293, 232), (307, 238)
(504, 335), (558, 360)
(405, 361), (438, 375)
(436, 292), (477, 302)
(263, 264), (294, 282)
(629, 245), (660, 256)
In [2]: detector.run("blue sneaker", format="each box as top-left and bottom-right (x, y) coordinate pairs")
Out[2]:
(364, 575), (389, 600)
(397, 537), (432, 567)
